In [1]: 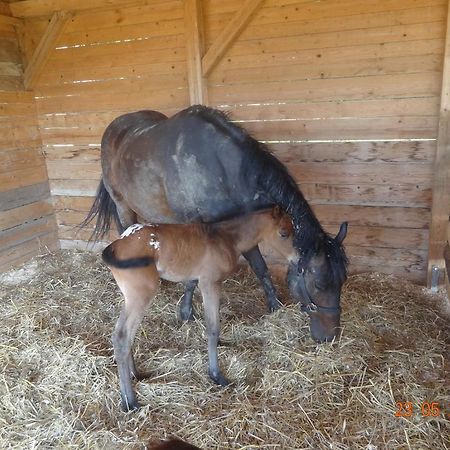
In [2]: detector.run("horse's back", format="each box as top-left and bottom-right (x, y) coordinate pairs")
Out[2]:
(101, 110), (168, 158)
(101, 106), (273, 224)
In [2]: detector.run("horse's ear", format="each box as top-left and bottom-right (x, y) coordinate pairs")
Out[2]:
(335, 222), (348, 244)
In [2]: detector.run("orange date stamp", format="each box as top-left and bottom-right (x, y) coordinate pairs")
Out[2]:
(395, 402), (449, 419)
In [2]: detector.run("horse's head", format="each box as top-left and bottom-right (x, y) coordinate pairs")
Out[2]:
(287, 222), (348, 343)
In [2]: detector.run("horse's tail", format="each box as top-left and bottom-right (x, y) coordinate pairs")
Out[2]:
(79, 179), (121, 242)
(102, 245), (154, 269)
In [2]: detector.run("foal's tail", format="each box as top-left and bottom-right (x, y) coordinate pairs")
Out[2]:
(79, 179), (121, 242)
(102, 245), (154, 269)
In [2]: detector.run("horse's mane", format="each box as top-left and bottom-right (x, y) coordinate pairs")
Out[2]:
(188, 105), (348, 284)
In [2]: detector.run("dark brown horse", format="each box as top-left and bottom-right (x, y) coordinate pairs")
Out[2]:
(83, 105), (348, 343)
(103, 208), (298, 411)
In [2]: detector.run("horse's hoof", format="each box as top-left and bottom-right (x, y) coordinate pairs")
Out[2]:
(179, 306), (195, 322)
(121, 397), (140, 412)
(268, 298), (282, 313)
(209, 370), (230, 387)
(133, 370), (152, 381)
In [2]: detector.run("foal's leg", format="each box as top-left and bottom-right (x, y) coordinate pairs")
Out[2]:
(199, 280), (230, 386)
(179, 279), (198, 321)
(112, 270), (158, 411)
(242, 245), (281, 312)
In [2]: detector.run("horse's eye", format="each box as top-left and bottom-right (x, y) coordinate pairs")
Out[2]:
(278, 229), (290, 239)
(314, 280), (327, 291)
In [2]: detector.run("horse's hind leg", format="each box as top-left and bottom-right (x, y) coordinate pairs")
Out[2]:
(114, 200), (137, 233)
(199, 280), (229, 386)
(179, 279), (198, 321)
(104, 183), (137, 233)
(243, 245), (281, 312)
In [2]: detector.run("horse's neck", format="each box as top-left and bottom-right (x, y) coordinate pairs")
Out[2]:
(218, 212), (270, 254)
(260, 168), (324, 248)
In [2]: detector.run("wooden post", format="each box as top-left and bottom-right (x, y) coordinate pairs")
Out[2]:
(202, 0), (263, 77)
(23, 11), (71, 90)
(427, 0), (450, 286)
(184, 0), (207, 105)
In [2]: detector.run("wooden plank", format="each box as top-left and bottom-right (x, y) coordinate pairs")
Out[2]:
(311, 204), (430, 230)
(9, 0), (172, 18)
(0, 200), (54, 231)
(300, 183), (431, 208)
(0, 91), (34, 103)
(210, 39), (444, 74)
(270, 141), (437, 164)
(288, 162), (432, 186)
(238, 5), (447, 41)
(202, 0), (263, 76)
(34, 85), (189, 114)
(346, 246), (427, 283)
(0, 165), (48, 193)
(427, 0), (450, 286)
(184, 0), (208, 104)
(208, 72), (442, 105)
(46, 161), (101, 180)
(0, 218), (58, 251)
(63, 1), (183, 34)
(344, 225), (428, 250)
(224, 97), (440, 121)
(222, 22), (445, 60)
(0, 231), (59, 273)
(0, 148), (44, 173)
(49, 179), (100, 197)
(0, 182), (51, 211)
(209, 54), (443, 85)
(240, 116), (438, 141)
(257, 0), (446, 26)
(24, 11), (72, 89)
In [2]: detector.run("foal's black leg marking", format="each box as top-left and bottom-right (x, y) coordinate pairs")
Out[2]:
(179, 279), (198, 321)
(243, 246), (281, 312)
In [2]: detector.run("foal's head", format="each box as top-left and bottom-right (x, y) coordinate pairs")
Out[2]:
(262, 206), (298, 263)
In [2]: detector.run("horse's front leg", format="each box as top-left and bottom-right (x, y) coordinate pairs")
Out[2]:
(198, 280), (230, 386)
(179, 279), (198, 321)
(242, 245), (281, 312)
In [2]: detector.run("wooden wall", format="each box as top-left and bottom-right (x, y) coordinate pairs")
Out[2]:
(10, 0), (449, 283)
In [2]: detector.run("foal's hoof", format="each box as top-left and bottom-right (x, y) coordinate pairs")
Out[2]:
(209, 370), (230, 387)
(121, 397), (140, 412)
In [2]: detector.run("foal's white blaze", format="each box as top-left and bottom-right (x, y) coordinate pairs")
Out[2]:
(120, 223), (144, 238)
(149, 233), (160, 250)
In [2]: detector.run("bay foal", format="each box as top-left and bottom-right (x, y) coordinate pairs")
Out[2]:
(102, 207), (298, 411)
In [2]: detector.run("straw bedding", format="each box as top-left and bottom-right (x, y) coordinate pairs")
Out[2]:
(0, 249), (449, 449)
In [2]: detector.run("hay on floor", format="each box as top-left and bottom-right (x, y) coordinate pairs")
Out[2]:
(0, 249), (449, 449)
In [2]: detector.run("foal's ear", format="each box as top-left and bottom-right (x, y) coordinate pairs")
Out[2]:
(271, 205), (283, 219)
(335, 222), (348, 244)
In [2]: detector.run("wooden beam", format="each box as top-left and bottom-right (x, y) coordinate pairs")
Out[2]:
(184, 0), (207, 105)
(427, 0), (450, 286)
(23, 11), (71, 90)
(202, 0), (264, 77)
